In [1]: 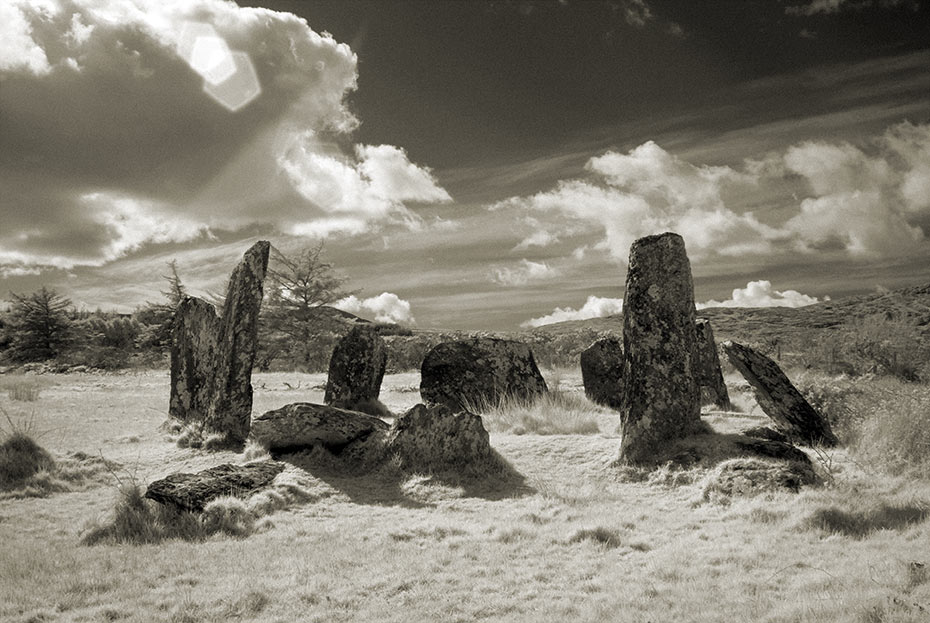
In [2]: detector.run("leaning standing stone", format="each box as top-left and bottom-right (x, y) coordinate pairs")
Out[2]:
(580, 337), (624, 409)
(694, 319), (731, 410)
(169, 297), (220, 423)
(420, 338), (548, 411)
(324, 326), (388, 410)
(722, 340), (837, 446)
(618, 232), (702, 464)
(205, 241), (271, 444)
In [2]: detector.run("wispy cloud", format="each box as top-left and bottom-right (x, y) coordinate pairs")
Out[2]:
(491, 259), (557, 286)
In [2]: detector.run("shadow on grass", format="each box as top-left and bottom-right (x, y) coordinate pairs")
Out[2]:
(275, 445), (533, 507)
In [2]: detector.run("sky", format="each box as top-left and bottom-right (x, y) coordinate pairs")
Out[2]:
(1, 0), (929, 330)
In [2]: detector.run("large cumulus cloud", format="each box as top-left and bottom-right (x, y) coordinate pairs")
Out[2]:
(0, 0), (450, 273)
(493, 121), (930, 265)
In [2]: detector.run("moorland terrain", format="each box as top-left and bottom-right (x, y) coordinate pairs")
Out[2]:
(0, 283), (929, 623)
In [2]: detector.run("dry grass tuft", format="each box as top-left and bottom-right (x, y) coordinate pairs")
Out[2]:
(476, 390), (602, 435)
(0, 430), (56, 492)
(201, 496), (255, 537)
(568, 526), (624, 548)
(81, 483), (205, 545)
(805, 499), (930, 538)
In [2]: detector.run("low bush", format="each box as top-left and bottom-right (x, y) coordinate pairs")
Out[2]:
(0, 430), (56, 491)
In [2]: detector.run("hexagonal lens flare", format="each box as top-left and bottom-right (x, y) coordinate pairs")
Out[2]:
(178, 22), (261, 112)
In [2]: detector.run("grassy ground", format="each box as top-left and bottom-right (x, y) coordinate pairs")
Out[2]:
(1, 370), (928, 623)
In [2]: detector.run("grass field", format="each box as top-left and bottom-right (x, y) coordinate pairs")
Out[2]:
(1, 370), (928, 623)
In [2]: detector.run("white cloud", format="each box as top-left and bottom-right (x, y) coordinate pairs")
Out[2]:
(491, 259), (557, 286)
(494, 122), (930, 265)
(621, 0), (653, 27)
(786, 0), (918, 15)
(696, 280), (821, 309)
(522, 295), (624, 328)
(0, 0), (57, 74)
(495, 140), (776, 263)
(335, 292), (415, 324)
(513, 229), (558, 251)
(783, 122), (929, 255)
(0, 0), (452, 273)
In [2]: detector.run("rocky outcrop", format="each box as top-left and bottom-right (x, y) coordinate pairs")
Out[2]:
(250, 402), (389, 453)
(168, 242), (270, 445)
(144, 461), (284, 512)
(741, 426), (789, 443)
(580, 337), (624, 409)
(723, 340), (838, 447)
(169, 298), (220, 423)
(694, 319), (731, 410)
(618, 233), (702, 464)
(324, 326), (387, 411)
(205, 241), (271, 444)
(384, 403), (494, 476)
(420, 338), (548, 411)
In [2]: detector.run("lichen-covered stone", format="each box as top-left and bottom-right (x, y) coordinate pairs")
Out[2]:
(205, 241), (271, 444)
(324, 326), (387, 410)
(169, 297), (220, 422)
(723, 340), (838, 447)
(384, 403), (493, 475)
(144, 461), (284, 512)
(579, 337), (624, 409)
(250, 402), (389, 453)
(619, 232), (702, 464)
(701, 457), (817, 500)
(420, 338), (548, 411)
(694, 319), (731, 410)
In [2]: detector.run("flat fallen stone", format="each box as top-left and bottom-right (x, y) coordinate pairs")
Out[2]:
(250, 402), (389, 452)
(144, 461), (284, 512)
(420, 337), (548, 411)
(723, 340), (838, 447)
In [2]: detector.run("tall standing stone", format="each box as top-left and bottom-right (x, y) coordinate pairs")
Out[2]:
(324, 326), (388, 410)
(204, 241), (271, 444)
(694, 319), (731, 410)
(619, 232), (702, 464)
(580, 337), (624, 409)
(169, 298), (220, 422)
(722, 340), (837, 446)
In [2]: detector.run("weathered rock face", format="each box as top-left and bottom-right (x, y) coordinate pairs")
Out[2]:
(580, 337), (624, 409)
(384, 403), (493, 475)
(741, 426), (789, 444)
(420, 338), (548, 411)
(694, 319), (731, 410)
(204, 241), (271, 444)
(701, 457), (817, 500)
(169, 298), (221, 422)
(619, 232), (702, 464)
(250, 402), (389, 453)
(324, 326), (387, 410)
(723, 340), (838, 447)
(144, 461), (284, 512)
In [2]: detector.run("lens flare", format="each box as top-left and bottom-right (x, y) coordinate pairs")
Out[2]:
(178, 22), (261, 112)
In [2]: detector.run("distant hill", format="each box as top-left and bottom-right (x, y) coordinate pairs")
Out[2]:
(527, 282), (930, 343)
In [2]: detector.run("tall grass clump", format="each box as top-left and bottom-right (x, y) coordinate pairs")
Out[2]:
(0, 430), (56, 491)
(472, 390), (601, 435)
(796, 372), (930, 478)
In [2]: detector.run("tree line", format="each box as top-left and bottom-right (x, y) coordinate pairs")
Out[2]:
(0, 244), (387, 372)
